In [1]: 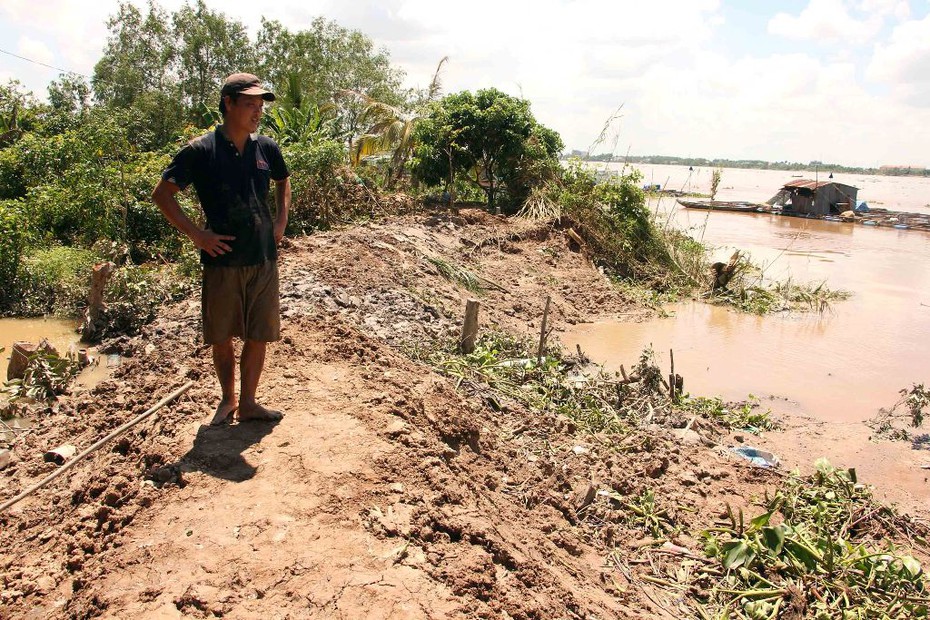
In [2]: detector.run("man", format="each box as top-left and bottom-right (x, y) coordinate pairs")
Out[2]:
(153, 73), (291, 425)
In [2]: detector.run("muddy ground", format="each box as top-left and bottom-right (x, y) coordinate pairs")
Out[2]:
(0, 210), (925, 619)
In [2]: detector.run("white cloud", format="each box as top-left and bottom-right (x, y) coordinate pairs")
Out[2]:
(769, 0), (884, 43)
(17, 35), (54, 66)
(866, 13), (930, 104)
(620, 47), (930, 167)
(858, 0), (910, 20)
(1, 0), (929, 166)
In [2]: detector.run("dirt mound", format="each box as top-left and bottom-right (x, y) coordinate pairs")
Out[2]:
(1, 211), (794, 618)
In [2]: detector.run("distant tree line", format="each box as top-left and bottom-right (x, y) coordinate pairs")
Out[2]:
(574, 153), (930, 178)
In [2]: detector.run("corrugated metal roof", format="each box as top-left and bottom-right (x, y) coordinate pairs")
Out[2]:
(782, 179), (859, 191)
(783, 179), (832, 190)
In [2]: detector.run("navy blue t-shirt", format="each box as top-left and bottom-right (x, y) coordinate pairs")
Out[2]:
(162, 128), (289, 267)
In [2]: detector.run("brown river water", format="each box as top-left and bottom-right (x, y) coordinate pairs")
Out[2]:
(565, 164), (930, 424)
(0, 317), (81, 377)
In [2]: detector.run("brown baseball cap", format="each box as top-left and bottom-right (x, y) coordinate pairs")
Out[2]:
(220, 73), (276, 101)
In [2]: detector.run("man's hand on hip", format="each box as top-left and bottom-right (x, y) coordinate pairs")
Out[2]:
(194, 229), (236, 257)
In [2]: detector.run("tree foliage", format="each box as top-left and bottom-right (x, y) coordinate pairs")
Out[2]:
(348, 57), (448, 186)
(256, 17), (405, 141)
(411, 89), (562, 212)
(92, 1), (176, 109)
(173, 0), (256, 119)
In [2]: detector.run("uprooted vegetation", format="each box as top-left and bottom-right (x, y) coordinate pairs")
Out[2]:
(702, 250), (850, 315)
(692, 461), (929, 619)
(869, 383), (930, 443)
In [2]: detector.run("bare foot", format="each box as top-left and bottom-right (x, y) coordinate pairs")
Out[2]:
(237, 404), (284, 422)
(210, 399), (238, 426)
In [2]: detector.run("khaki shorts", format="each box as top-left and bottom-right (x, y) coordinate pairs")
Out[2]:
(202, 261), (280, 345)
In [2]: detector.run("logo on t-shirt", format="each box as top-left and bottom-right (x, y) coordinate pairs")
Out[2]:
(256, 157), (270, 171)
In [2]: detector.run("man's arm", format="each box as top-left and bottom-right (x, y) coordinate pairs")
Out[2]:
(273, 177), (291, 244)
(152, 179), (235, 257)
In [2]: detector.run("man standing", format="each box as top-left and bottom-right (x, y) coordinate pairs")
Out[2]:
(153, 73), (291, 425)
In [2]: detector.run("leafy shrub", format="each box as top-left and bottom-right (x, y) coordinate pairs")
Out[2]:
(0, 200), (32, 311)
(283, 138), (347, 231)
(97, 261), (197, 338)
(0, 145), (27, 200)
(283, 140), (411, 231)
(4, 348), (82, 401)
(555, 160), (695, 287)
(18, 246), (100, 316)
(698, 461), (928, 619)
(7, 111), (174, 256)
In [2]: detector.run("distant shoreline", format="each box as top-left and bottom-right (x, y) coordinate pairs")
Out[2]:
(567, 154), (930, 178)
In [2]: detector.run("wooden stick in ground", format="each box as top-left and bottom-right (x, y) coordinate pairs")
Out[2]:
(0, 381), (194, 514)
(669, 349), (676, 402)
(537, 295), (552, 364)
(460, 299), (480, 354)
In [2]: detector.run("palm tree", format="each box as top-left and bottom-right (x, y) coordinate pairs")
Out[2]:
(263, 71), (338, 146)
(345, 57), (448, 186)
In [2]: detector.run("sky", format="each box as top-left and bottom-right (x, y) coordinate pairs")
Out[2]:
(1, 0), (928, 168)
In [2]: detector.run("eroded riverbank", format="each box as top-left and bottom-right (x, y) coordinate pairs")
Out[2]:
(1, 211), (927, 618)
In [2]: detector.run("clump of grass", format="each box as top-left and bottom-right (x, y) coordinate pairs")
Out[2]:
(602, 487), (677, 538)
(682, 395), (776, 432)
(428, 334), (680, 434)
(425, 256), (483, 293)
(516, 184), (561, 220)
(18, 245), (100, 316)
(554, 160), (701, 292)
(690, 460), (929, 619)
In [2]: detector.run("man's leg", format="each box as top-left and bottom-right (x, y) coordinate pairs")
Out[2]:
(238, 339), (282, 421)
(210, 338), (238, 425)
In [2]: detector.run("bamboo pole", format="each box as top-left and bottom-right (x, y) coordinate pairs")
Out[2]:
(0, 381), (194, 514)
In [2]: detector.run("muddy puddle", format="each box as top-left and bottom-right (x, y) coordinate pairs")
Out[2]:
(564, 191), (930, 424)
(0, 317), (110, 392)
(0, 317), (81, 377)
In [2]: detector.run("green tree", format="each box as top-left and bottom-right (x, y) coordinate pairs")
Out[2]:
(255, 17), (404, 141)
(47, 75), (91, 116)
(347, 57), (448, 187)
(412, 88), (563, 212)
(0, 80), (42, 146)
(92, 1), (186, 144)
(42, 74), (93, 134)
(92, 1), (176, 108)
(173, 0), (255, 120)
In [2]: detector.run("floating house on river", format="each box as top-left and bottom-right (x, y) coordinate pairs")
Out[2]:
(770, 179), (859, 216)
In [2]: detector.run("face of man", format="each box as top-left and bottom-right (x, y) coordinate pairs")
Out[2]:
(224, 94), (265, 134)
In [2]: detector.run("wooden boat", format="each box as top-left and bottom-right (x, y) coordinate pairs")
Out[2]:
(676, 199), (767, 212)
